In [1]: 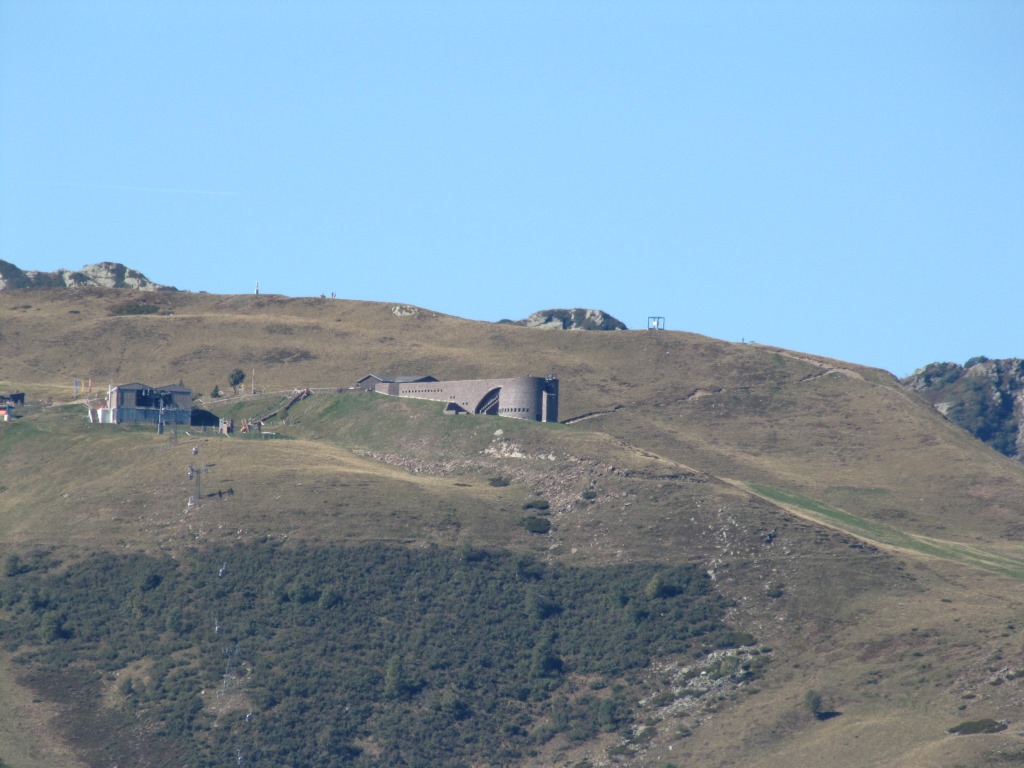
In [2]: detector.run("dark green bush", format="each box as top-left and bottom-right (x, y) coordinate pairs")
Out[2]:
(804, 690), (823, 717)
(522, 516), (552, 534)
(948, 718), (1007, 735)
(647, 691), (675, 707)
(719, 630), (757, 648)
(109, 301), (159, 316)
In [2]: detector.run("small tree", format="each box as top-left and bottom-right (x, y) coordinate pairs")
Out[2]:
(384, 655), (410, 698)
(804, 689), (824, 719)
(211, 384), (221, 399)
(228, 369), (246, 395)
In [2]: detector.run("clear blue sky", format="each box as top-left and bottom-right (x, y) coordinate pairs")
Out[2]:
(2, 1), (1021, 376)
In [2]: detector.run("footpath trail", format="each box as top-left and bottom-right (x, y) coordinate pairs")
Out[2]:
(734, 480), (1024, 580)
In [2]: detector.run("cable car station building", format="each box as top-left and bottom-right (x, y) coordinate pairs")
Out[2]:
(354, 374), (558, 423)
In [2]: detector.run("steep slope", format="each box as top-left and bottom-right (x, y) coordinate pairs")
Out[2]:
(2, 289), (1024, 767)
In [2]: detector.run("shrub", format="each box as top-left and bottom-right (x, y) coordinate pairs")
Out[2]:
(804, 689), (823, 718)
(633, 725), (657, 742)
(488, 476), (510, 487)
(457, 540), (489, 562)
(647, 691), (675, 707)
(644, 571), (690, 599)
(718, 630), (757, 648)
(228, 369), (246, 395)
(607, 744), (635, 758)
(109, 301), (159, 316)
(5, 554), (26, 577)
(522, 500), (550, 511)
(525, 590), (561, 618)
(522, 516), (551, 534)
(383, 655), (412, 699)
(948, 719), (1007, 735)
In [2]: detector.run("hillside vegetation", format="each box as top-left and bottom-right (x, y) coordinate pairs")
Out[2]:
(2, 288), (1024, 768)
(903, 357), (1024, 461)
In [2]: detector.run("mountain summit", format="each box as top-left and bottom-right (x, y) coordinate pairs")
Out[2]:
(504, 308), (627, 330)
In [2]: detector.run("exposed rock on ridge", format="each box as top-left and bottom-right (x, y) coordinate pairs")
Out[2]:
(903, 356), (1024, 460)
(503, 308), (627, 331)
(0, 260), (176, 292)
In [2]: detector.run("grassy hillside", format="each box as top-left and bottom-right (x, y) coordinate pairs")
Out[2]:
(2, 289), (1024, 767)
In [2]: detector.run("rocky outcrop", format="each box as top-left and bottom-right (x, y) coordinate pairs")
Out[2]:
(903, 357), (1024, 460)
(0, 260), (176, 292)
(502, 308), (627, 331)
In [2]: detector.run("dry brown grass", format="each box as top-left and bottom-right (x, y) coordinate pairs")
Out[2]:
(0, 652), (87, 768)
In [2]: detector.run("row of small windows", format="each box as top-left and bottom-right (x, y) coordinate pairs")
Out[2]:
(396, 387), (531, 414)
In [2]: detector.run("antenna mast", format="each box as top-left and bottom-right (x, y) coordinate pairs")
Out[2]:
(188, 463), (201, 508)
